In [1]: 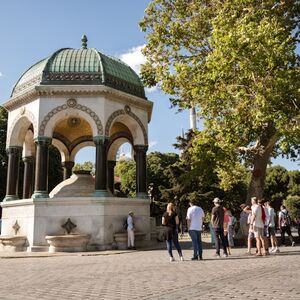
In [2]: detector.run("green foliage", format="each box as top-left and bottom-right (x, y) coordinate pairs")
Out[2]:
(264, 167), (300, 211)
(284, 195), (300, 219)
(141, 0), (300, 200)
(73, 161), (94, 173)
(264, 165), (290, 210)
(114, 160), (136, 197)
(288, 170), (300, 196)
(165, 130), (247, 217)
(48, 145), (63, 192)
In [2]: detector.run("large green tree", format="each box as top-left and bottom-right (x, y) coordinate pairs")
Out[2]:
(140, 0), (300, 202)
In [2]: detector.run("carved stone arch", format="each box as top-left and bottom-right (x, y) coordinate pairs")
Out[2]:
(107, 131), (134, 161)
(105, 105), (148, 145)
(39, 99), (103, 136)
(70, 141), (95, 162)
(7, 109), (38, 147)
(52, 138), (70, 162)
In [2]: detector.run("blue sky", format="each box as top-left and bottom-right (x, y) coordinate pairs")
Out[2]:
(0, 0), (298, 170)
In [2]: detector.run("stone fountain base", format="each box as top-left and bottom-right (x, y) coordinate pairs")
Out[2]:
(0, 197), (151, 252)
(0, 235), (27, 252)
(45, 234), (90, 253)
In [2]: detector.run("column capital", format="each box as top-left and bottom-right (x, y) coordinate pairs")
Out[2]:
(22, 156), (35, 163)
(93, 135), (109, 145)
(34, 136), (52, 145)
(6, 146), (22, 155)
(134, 144), (148, 152)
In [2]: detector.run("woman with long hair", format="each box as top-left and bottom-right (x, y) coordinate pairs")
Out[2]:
(162, 202), (184, 262)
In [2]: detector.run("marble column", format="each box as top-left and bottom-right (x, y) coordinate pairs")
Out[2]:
(94, 136), (109, 197)
(107, 160), (116, 195)
(4, 146), (22, 201)
(32, 137), (51, 199)
(134, 145), (148, 199)
(62, 161), (74, 180)
(22, 156), (35, 199)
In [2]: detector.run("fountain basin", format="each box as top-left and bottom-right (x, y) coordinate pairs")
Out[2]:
(45, 234), (90, 253)
(0, 235), (27, 252)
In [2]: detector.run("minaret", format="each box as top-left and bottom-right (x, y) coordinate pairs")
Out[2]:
(189, 106), (197, 130)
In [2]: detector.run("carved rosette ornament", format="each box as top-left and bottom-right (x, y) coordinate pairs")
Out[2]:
(67, 98), (77, 108)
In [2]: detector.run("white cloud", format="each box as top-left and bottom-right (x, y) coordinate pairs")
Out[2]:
(119, 45), (146, 74)
(0, 72), (3, 77)
(149, 141), (158, 149)
(119, 45), (157, 93)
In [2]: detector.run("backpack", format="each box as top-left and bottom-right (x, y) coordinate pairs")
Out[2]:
(123, 218), (128, 230)
(281, 211), (291, 226)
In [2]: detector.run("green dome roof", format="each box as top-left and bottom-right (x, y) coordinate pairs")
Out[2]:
(12, 47), (146, 98)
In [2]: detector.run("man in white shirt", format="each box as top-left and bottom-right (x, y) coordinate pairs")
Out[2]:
(127, 211), (135, 250)
(266, 201), (279, 253)
(250, 197), (266, 256)
(186, 199), (205, 260)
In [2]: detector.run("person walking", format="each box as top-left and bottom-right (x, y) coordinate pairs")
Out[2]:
(278, 205), (295, 247)
(162, 203), (184, 262)
(186, 199), (205, 260)
(243, 205), (255, 255)
(250, 197), (267, 256)
(211, 198), (228, 258)
(223, 208), (231, 255)
(127, 211), (135, 250)
(266, 201), (279, 253)
(239, 204), (249, 247)
(227, 210), (235, 248)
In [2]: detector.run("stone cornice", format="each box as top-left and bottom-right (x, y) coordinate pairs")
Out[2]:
(3, 85), (153, 122)
(0, 197), (150, 207)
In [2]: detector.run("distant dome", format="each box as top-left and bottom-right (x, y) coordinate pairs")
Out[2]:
(12, 39), (146, 99)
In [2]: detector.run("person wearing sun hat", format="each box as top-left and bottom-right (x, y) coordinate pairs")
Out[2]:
(211, 197), (228, 258)
(239, 203), (249, 246)
(127, 211), (135, 250)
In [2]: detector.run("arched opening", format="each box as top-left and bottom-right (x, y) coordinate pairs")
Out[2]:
(51, 116), (94, 181)
(114, 142), (135, 198)
(73, 146), (96, 172)
(5, 116), (36, 201)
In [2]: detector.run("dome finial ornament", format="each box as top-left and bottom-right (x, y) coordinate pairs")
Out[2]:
(81, 35), (88, 49)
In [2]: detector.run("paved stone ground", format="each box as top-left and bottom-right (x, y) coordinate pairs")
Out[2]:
(0, 242), (299, 300)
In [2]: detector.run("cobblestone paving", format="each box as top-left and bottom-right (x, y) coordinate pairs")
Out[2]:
(0, 244), (299, 300)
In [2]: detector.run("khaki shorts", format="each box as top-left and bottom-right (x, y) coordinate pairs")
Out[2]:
(253, 226), (264, 238)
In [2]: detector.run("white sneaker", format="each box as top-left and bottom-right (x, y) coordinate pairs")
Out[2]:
(169, 257), (175, 262)
(292, 241), (295, 247)
(270, 248), (275, 253)
(180, 256), (184, 261)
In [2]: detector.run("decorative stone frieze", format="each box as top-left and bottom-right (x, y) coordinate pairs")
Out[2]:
(39, 101), (103, 136)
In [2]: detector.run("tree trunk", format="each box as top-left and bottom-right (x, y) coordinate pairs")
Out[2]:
(246, 132), (277, 204)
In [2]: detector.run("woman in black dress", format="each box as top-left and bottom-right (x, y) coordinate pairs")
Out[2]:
(162, 202), (184, 261)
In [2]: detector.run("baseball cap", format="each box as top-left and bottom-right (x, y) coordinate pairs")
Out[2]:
(213, 197), (221, 204)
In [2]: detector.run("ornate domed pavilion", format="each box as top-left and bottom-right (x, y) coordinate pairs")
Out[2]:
(0, 36), (153, 252)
